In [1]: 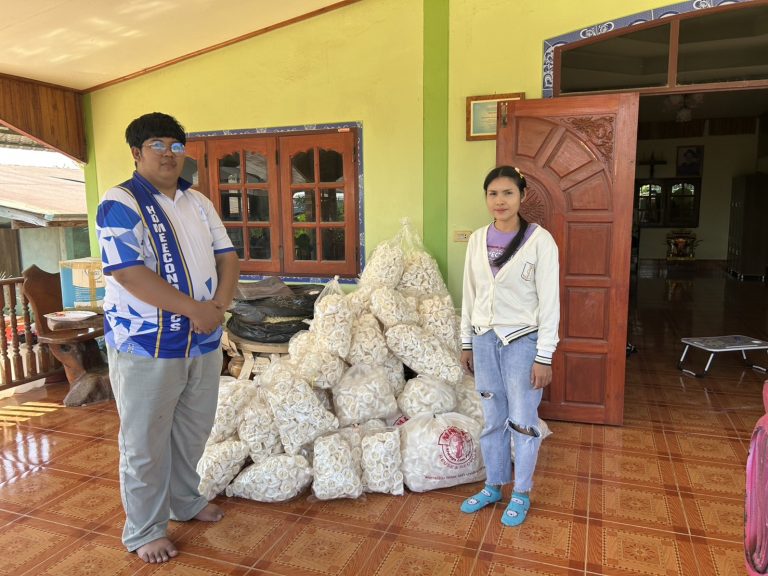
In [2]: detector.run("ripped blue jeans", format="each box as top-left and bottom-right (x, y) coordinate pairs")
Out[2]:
(473, 330), (543, 492)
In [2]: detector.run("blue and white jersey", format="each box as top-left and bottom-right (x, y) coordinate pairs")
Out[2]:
(96, 172), (236, 358)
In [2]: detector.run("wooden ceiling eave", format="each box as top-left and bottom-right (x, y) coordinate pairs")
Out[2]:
(0, 74), (86, 163)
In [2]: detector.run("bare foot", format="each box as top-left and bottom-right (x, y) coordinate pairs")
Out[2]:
(136, 537), (178, 563)
(194, 502), (224, 522)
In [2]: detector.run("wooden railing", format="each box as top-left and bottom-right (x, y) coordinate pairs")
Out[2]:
(0, 276), (60, 392)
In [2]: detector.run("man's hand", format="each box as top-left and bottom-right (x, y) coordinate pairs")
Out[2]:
(190, 300), (225, 334)
(460, 350), (474, 374)
(531, 363), (552, 389)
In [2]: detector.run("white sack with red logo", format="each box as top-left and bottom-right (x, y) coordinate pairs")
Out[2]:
(399, 412), (485, 492)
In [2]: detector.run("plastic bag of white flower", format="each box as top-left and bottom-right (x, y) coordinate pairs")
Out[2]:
(370, 286), (419, 329)
(454, 374), (484, 427)
(265, 376), (339, 455)
(311, 431), (364, 500)
(397, 374), (457, 418)
(346, 313), (388, 366)
(225, 454), (313, 502)
(359, 234), (404, 289)
(395, 219), (448, 295)
(400, 412), (485, 492)
(258, 355), (297, 389)
(197, 439), (250, 500)
(207, 379), (257, 445)
(382, 352), (406, 397)
(385, 324), (463, 385)
(237, 385), (284, 460)
(310, 276), (352, 358)
(287, 331), (348, 390)
(361, 427), (404, 496)
(313, 387), (334, 411)
(346, 284), (374, 316)
(332, 364), (399, 427)
(511, 418), (553, 462)
(418, 293), (460, 354)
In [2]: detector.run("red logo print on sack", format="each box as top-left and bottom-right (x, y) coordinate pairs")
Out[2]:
(438, 426), (474, 469)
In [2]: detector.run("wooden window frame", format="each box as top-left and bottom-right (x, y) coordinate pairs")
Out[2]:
(553, 2), (768, 98)
(185, 129), (359, 278)
(634, 177), (701, 228)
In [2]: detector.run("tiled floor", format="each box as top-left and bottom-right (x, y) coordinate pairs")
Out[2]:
(0, 261), (764, 575)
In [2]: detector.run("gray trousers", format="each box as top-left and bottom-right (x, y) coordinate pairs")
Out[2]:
(107, 346), (221, 551)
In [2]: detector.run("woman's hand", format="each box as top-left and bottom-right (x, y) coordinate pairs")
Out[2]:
(531, 363), (552, 389)
(460, 350), (474, 374)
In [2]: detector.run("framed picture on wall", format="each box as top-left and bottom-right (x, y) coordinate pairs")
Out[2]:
(466, 92), (525, 141)
(676, 145), (704, 177)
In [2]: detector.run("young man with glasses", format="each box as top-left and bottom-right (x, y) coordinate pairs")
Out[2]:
(96, 112), (240, 563)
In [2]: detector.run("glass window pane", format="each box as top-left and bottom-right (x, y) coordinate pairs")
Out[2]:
(248, 228), (271, 260)
(668, 197), (695, 222)
(227, 228), (244, 259)
(671, 183), (695, 196)
(639, 184), (662, 197)
(245, 151), (268, 183)
(294, 229), (316, 261)
(247, 190), (269, 222)
(320, 188), (345, 222)
(319, 148), (344, 182)
(291, 149), (315, 183)
(322, 228), (345, 261)
(181, 157), (199, 187)
(560, 24), (670, 93)
(678, 5), (768, 85)
(220, 191), (242, 222)
(218, 153), (240, 184)
(293, 189), (315, 222)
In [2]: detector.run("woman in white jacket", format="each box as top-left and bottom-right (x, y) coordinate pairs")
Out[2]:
(459, 165), (560, 527)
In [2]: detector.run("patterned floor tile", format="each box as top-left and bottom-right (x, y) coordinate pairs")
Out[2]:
(726, 410), (763, 435)
(690, 535), (747, 576)
(0, 516), (88, 576)
(135, 555), (251, 575)
(473, 552), (583, 575)
(680, 493), (743, 541)
(360, 533), (478, 576)
(0, 456), (30, 484)
(536, 443), (591, 478)
(590, 449), (676, 490)
(658, 405), (739, 437)
(47, 437), (120, 479)
(386, 491), (489, 549)
(174, 500), (301, 567)
(589, 480), (687, 534)
(482, 510), (586, 572)
(592, 426), (668, 457)
(0, 466), (91, 515)
(91, 507), (194, 544)
(672, 461), (746, 499)
(545, 421), (592, 446)
(304, 491), (406, 531)
(22, 532), (144, 576)
(665, 431), (747, 465)
(585, 521), (698, 576)
(255, 516), (384, 575)
(54, 410), (121, 438)
(27, 476), (123, 531)
(529, 473), (589, 518)
(0, 429), (92, 466)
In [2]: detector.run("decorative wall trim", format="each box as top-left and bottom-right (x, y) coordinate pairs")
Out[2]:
(187, 121), (364, 286)
(542, 0), (752, 98)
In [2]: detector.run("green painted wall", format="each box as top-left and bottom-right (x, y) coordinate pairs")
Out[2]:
(446, 0), (679, 299)
(84, 0), (699, 300)
(87, 0), (424, 259)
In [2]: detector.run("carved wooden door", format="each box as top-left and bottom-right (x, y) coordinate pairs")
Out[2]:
(496, 93), (639, 425)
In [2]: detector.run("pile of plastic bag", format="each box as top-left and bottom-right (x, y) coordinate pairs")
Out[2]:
(199, 218), (546, 503)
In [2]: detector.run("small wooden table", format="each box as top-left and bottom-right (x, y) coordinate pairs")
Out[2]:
(223, 331), (289, 379)
(678, 335), (768, 377)
(43, 313), (111, 406)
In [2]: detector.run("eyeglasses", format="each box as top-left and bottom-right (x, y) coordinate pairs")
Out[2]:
(142, 140), (186, 155)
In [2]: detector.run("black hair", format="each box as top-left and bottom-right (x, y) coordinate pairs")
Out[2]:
(484, 165), (529, 268)
(125, 112), (186, 148)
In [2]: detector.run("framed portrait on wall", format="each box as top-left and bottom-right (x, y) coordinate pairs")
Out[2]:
(466, 92), (525, 141)
(676, 145), (704, 177)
